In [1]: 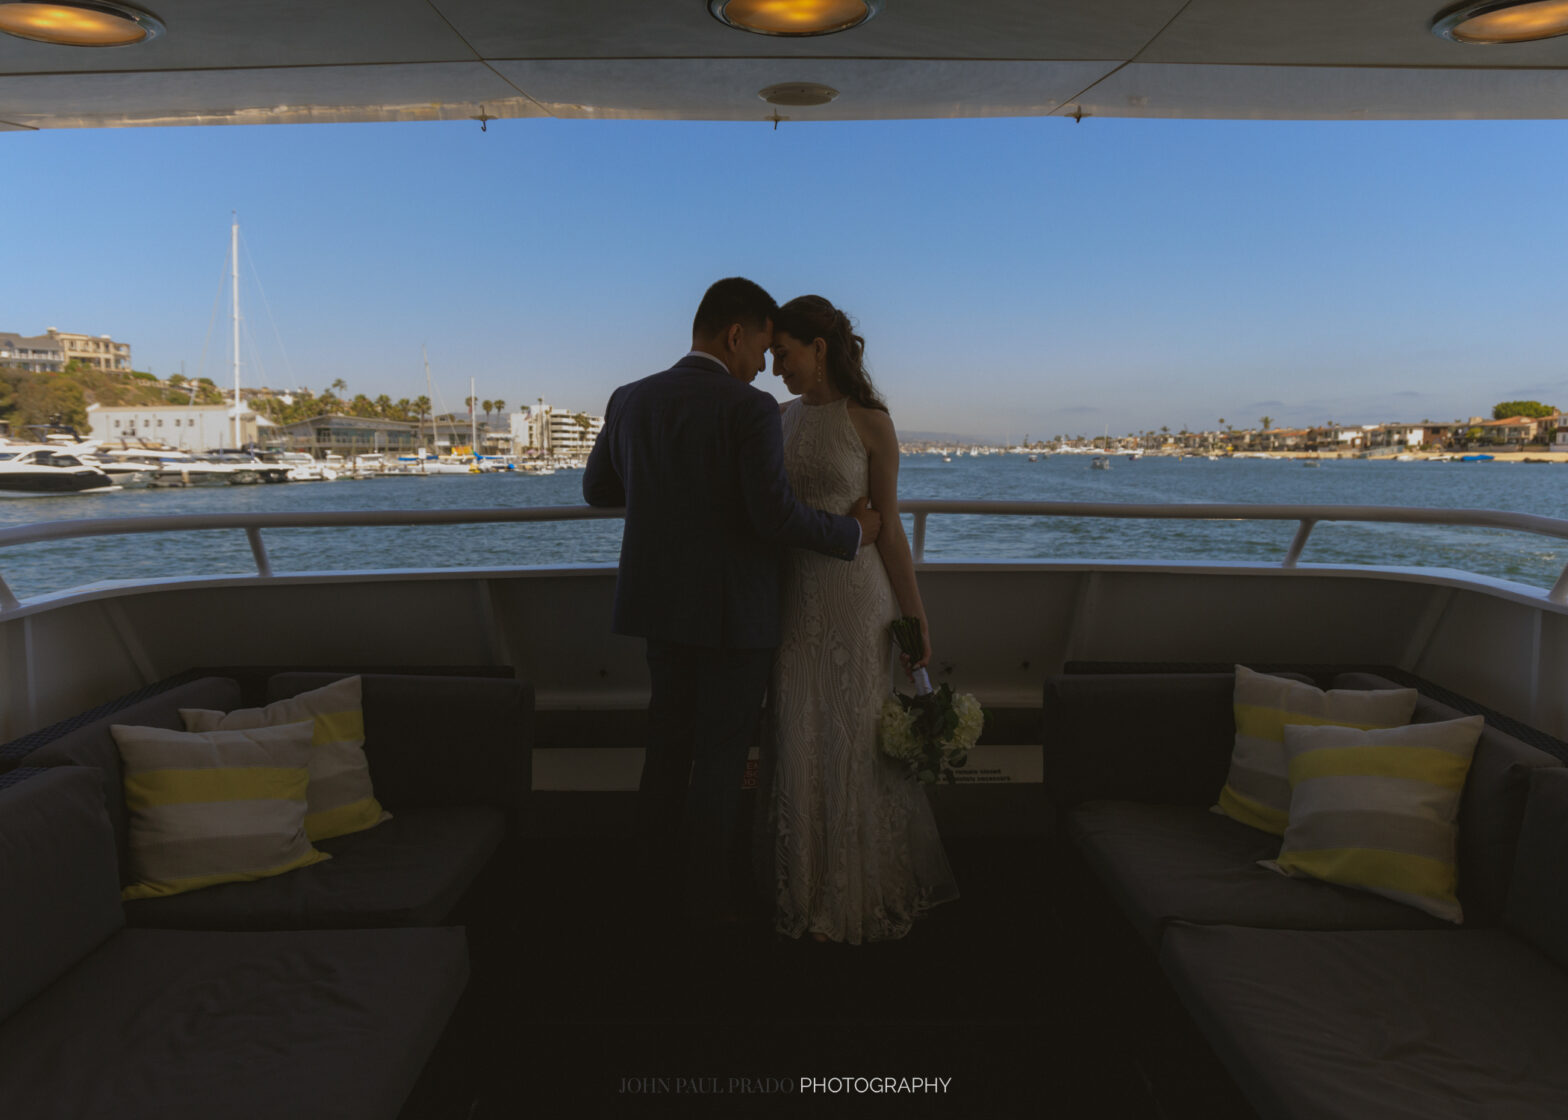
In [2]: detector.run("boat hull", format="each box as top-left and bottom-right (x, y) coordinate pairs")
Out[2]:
(0, 472), (118, 496)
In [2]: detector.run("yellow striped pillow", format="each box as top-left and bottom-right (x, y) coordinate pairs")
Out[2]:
(1214, 666), (1418, 835)
(111, 720), (330, 901)
(182, 676), (389, 841)
(1261, 716), (1484, 923)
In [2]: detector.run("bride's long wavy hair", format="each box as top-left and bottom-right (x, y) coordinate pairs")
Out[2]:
(774, 295), (888, 414)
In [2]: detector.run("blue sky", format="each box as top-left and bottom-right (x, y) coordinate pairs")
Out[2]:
(8, 116), (1568, 441)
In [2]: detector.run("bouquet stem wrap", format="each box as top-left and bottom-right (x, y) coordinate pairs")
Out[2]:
(879, 616), (982, 784)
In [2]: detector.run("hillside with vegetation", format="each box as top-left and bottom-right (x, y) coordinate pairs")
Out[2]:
(0, 361), (226, 434)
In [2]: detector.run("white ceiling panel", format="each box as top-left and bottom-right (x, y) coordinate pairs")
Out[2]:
(495, 59), (1113, 121)
(440, 0), (1181, 60)
(3, 1), (1568, 125)
(0, 63), (540, 130)
(1082, 62), (1568, 120)
(0, 0), (473, 75)
(1146, 0), (1568, 68)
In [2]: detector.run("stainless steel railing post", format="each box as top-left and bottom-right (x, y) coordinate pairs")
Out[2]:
(1283, 519), (1317, 568)
(245, 528), (273, 578)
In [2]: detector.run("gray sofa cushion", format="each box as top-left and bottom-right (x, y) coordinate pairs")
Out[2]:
(1160, 923), (1568, 1120)
(24, 677), (243, 883)
(0, 926), (469, 1120)
(1505, 767), (1568, 971)
(0, 768), (124, 1022)
(267, 672), (529, 811)
(1067, 801), (1448, 947)
(123, 805), (506, 930)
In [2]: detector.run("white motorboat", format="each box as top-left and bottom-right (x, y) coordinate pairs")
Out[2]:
(0, 446), (119, 497)
(96, 448), (245, 487)
(264, 451), (337, 482)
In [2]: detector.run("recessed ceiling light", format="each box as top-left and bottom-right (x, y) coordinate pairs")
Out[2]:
(0, 1), (163, 46)
(708, 0), (882, 37)
(1432, 0), (1568, 43)
(759, 82), (840, 106)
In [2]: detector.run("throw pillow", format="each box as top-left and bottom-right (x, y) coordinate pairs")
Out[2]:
(111, 720), (330, 901)
(1214, 665), (1418, 835)
(1261, 715), (1485, 923)
(182, 675), (389, 841)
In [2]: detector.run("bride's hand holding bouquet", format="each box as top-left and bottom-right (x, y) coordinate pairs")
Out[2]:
(878, 616), (983, 785)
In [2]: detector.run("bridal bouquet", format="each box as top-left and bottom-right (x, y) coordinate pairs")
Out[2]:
(878, 616), (983, 785)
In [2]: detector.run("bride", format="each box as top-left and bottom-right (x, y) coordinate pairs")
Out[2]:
(758, 294), (960, 945)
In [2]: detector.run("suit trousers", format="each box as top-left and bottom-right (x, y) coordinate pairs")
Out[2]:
(641, 639), (774, 924)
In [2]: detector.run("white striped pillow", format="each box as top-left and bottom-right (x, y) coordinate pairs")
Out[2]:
(1214, 666), (1418, 835)
(1261, 716), (1484, 923)
(182, 676), (389, 841)
(111, 720), (330, 901)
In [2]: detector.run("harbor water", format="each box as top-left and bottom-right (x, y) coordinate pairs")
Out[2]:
(3, 455), (1567, 601)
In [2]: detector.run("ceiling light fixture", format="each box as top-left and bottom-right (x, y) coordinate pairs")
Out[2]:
(708, 0), (881, 37)
(1432, 0), (1568, 43)
(759, 82), (839, 106)
(0, 1), (163, 46)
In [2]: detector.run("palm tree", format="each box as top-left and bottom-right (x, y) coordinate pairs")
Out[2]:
(1260, 415), (1272, 431)
(494, 398), (506, 420)
(482, 399), (495, 424)
(414, 395), (431, 447)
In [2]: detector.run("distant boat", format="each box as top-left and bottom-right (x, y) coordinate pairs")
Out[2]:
(1459, 454), (1495, 463)
(1302, 458), (1321, 468)
(1090, 456), (1110, 470)
(1027, 455), (1038, 462)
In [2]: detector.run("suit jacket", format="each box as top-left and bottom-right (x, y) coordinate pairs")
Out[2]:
(583, 354), (861, 649)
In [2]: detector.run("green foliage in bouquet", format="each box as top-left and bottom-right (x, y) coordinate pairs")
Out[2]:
(879, 616), (984, 784)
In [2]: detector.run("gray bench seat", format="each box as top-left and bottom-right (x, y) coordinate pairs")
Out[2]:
(0, 767), (469, 1120)
(22, 671), (527, 931)
(1047, 672), (1563, 942)
(0, 925), (469, 1120)
(123, 805), (506, 930)
(1067, 800), (1449, 946)
(1160, 923), (1568, 1120)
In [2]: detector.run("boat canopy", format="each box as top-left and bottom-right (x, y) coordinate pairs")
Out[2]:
(5, 0), (1568, 130)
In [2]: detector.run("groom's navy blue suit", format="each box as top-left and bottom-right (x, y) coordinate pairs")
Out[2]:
(584, 353), (860, 923)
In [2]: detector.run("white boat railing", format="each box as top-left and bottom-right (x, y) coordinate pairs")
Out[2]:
(3, 500), (1568, 613)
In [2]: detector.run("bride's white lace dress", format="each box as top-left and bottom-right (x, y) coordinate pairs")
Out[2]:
(759, 397), (959, 944)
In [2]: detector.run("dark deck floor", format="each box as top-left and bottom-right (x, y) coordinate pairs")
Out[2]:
(402, 834), (1259, 1119)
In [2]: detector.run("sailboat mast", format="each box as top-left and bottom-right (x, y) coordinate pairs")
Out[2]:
(470, 376), (477, 456)
(231, 213), (241, 449)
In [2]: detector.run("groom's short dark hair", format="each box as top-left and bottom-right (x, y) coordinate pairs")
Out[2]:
(693, 277), (777, 338)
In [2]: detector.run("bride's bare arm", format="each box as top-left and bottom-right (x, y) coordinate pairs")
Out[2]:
(853, 405), (931, 672)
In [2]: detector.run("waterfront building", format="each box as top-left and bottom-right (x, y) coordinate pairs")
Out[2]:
(1, 329), (131, 373)
(1367, 423), (1430, 450)
(49, 329), (132, 373)
(275, 415), (419, 457)
(273, 414), (482, 458)
(510, 401), (603, 458)
(87, 403), (266, 449)
(0, 332), (65, 373)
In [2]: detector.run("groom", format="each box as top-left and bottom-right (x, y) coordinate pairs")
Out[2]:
(584, 276), (880, 931)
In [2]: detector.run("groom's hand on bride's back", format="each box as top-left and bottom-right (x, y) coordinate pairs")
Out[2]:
(850, 497), (881, 547)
